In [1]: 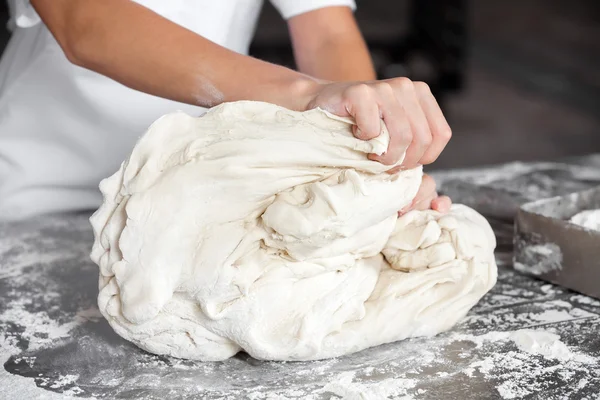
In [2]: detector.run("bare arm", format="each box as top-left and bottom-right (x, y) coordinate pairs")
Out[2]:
(31, 0), (451, 170)
(31, 0), (316, 110)
(288, 7), (376, 81)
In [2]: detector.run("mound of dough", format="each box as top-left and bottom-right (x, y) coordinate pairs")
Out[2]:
(90, 101), (497, 361)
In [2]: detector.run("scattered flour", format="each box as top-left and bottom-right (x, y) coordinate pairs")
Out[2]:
(540, 284), (561, 295)
(569, 209), (600, 231)
(0, 311), (89, 399)
(321, 371), (417, 400)
(49, 374), (79, 389)
(576, 378), (589, 390)
(431, 161), (542, 186)
(496, 380), (532, 399)
(509, 330), (594, 363)
(459, 329), (594, 363)
(451, 329), (597, 400)
(0, 297), (79, 351)
(514, 243), (563, 276)
(530, 309), (580, 324)
(0, 367), (83, 400)
(0, 287), (99, 398)
(571, 295), (600, 307)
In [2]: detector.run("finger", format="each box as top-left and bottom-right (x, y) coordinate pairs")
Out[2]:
(431, 195), (452, 213)
(414, 81), (452, 165)
(399, 192), (437, 215)
(369, 82), (412, 165)
(386, 165), (403, 174)
(399, 174), (436, 214)
(412, 192), (438, 211)
(411, 174), (437, 209)
(344, 84), (381, 140)
(386, 78), (432, 169)
(369, 113), (411, 165)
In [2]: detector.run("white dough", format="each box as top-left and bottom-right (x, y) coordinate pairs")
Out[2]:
(90, 101), (497, 361)
(570, 209), (600, 231)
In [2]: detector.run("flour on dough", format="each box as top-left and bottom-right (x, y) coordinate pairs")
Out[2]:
(570, 209), (600, 231)
(90, 101), (497, 361)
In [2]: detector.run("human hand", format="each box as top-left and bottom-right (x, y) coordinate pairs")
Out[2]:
(399, 174), (451, 216)
(306, 78), (452, 168)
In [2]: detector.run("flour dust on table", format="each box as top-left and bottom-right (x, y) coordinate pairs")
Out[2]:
(570, 209), (600, 231)
(89, 101), (497, 361)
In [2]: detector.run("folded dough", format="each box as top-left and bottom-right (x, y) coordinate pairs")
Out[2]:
(90, 101), (497, 361)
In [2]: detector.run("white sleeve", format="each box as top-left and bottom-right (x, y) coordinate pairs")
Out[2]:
(6, 0), (42, 29)
(269, 0), (356, 20)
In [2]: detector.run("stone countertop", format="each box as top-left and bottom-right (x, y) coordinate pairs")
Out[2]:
(1, 155), (600, 399)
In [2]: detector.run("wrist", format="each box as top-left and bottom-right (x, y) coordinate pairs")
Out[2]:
(286, 75), (324, 111)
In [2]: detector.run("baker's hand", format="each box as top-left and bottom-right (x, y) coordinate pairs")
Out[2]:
(399, 174), (452, 216)
(306, 78), (452, 168)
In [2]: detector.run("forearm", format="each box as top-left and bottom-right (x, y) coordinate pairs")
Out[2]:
(31, 0), (318, 110)
(289, 7), (376, 81)
(295, 37), (376, 81)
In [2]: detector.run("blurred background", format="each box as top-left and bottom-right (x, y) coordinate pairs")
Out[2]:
(1, 0), (599, 170)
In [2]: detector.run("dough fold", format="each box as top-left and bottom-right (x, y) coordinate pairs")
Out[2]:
(90, 101), (497, 361)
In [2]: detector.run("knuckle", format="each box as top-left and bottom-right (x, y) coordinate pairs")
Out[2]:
(375, 81), (395, 97)
(346, 83), (373, 99)
(402, 128), (414, 145)
(420, 131), (433, 147)
(420, 153), (438, 165)
(439, 126), (452, 141)
(394, 77), (414, 90)
(413, 81), (431, 94)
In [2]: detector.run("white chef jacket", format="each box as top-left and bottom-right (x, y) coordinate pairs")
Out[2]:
(0, 0), (355, 220)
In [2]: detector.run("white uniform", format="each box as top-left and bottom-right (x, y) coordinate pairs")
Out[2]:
(0, 0), (355, 220)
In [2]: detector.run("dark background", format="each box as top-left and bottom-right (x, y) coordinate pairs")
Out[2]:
(1, 0), (599, 170)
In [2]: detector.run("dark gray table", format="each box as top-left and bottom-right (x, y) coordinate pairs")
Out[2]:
(2, 156), (600, 399)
